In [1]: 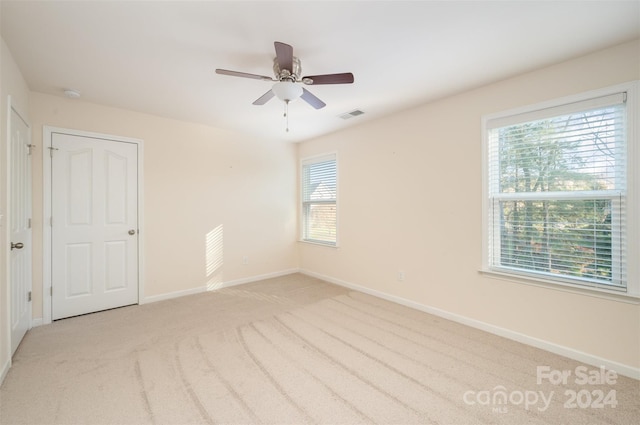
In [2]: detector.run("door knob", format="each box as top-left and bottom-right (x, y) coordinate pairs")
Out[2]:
(11, 242), (24, 250)
(128, 229), (136, 235)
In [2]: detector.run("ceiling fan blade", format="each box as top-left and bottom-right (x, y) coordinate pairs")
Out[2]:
(302, 73), (354, 85)
(252, 90), (275, 105)
(215, 69), (273, 81)
(300, 88), (326, 109)
(274, 42), (294, 72)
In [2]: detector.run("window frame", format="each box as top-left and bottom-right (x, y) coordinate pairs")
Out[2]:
(481, 81), (639, 299)
(299, 152), (338, 247)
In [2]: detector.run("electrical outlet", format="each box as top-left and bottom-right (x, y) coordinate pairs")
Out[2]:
(397, 271), (405, 281)
(242, 256), (249, 265)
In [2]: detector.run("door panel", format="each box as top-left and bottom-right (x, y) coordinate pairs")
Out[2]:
(52, 133), (138, 320)
(104, 241), (127, 291)
(68, 149), (93, 224)
(9, 106), (32, 355)
(66, 243), (92, 297)
(105, 151), (128, 224)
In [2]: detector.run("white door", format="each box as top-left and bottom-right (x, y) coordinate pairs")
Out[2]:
(9, 105), (32, 355)
(51, 133), (139, 320)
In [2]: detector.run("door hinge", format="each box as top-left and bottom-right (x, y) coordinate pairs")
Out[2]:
(50, 216), (53, 227)
(28, 218), (32, 229)
(28, 291), (32, 302)
(50, 286), (53, 296)
(48, 146), (59, 157)
(27, 144), (36, 155)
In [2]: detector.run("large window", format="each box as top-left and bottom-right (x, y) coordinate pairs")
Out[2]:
(483, 83), (638, 296)
(301, 154), (337, 245)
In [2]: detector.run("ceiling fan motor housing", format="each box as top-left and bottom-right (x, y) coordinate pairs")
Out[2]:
(273, 57), (301, 81)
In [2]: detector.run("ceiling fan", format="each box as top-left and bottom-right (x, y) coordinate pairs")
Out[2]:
(215, 42), (354, 112)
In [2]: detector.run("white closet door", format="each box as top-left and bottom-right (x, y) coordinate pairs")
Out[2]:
(51, 132), (138, 320)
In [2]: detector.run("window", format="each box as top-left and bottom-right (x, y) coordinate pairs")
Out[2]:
(301, 154), (337, 245)
(483, 83), (638, 296)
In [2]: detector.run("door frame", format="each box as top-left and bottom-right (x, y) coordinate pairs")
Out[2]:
(42, 126), (144, 324)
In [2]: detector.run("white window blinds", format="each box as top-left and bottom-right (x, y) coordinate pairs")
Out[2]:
(486, 92), (627, 289)
(301, 154), (337, 245)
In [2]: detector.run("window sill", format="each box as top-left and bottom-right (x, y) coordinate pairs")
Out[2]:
(298, 240), (339, 248)
(479, 268), (640, 304)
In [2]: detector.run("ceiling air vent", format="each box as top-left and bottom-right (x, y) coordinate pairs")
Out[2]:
(339, 109), (365, 120)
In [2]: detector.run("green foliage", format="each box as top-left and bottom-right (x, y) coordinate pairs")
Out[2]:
(496, 111), (618, 282)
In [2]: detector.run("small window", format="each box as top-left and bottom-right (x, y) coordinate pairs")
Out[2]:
(483, 84), (638, 295)
(301, 154), (337, 246)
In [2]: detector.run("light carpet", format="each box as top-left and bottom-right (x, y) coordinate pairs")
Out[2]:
(1, 273), (638, 424)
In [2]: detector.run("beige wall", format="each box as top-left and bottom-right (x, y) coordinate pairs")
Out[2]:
(298, 39), (640, 370)
(29, 93), (299, 317)
(1, 38), (31, 378)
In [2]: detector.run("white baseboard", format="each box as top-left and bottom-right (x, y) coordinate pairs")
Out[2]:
(1, 358), (10, 387)
(142, 284), (207, 304)
(31, 318), (43, 328)
(300, 269), (640, 380)
(142, 268), (300, 304)
(222, 268), (300, 288)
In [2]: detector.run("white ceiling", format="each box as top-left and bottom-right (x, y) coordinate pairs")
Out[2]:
(2, 1), (639, 143)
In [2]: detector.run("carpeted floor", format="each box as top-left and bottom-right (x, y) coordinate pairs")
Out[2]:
(1, 273), (638, 424)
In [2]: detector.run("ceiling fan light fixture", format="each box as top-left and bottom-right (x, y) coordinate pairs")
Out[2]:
(272, 81), (303, 102)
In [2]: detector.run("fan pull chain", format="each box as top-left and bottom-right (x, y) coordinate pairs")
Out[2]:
(284, 100), (290, 132)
